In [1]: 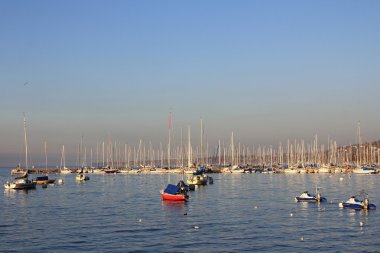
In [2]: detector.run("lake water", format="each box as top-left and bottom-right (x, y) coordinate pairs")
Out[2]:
(1, 169), (380, 252)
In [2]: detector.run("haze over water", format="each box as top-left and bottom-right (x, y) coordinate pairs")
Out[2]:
(1, 1), (380, 166)
(1, 1), (380, 252)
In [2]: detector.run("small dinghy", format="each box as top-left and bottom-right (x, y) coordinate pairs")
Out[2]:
(295, 191), (326, 203)
(33, 176), (56, 185)
(160, 183), (189, 201)
(339, 196), (376, 210)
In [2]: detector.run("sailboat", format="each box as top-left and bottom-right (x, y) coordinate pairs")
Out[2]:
(33, 141), (56, 185)
(4, 115), (36, 190)
(60, 145), (72, 174)
(4, 172), (36, 190)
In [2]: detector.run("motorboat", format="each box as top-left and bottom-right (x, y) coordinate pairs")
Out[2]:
(352, 167), (377, 174)
(76, 174), (90, 181)
(177, 180), (195, 191)
(4, 172), (36, 190)
(186, 167), (208, 185)
(160, 183), (189, 201)
(230, 165), (245, 173)
(295, 191), (326, 203)
(187, 174), (208, 185)
(339, 196), (376, 210)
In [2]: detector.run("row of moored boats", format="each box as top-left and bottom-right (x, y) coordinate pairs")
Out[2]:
(160, 167), (213, 201)
(4, 171), (89, 190)
(295, 189), (376, 210)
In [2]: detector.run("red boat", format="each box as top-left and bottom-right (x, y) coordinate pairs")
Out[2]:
(160, 184), (189, 201)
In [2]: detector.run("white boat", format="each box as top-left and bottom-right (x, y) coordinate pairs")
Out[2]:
(352, 167), (376, 174)
(295, 190), (326, 203)
(283, 167), (299, 174)
(230, 165), (245, 173)
(318, 166), (330, 173)
(60, 145), (72, 174)
(76, 174), (90, 181)
(186, 167), (208, 185)
(4, 115), (37, 190)
(60, 168), (72, 174)
(4, 172), (36, 190)
(339, 196), (376, 210)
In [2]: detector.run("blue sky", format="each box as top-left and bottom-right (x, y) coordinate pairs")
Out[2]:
(1, 0), (379, 166)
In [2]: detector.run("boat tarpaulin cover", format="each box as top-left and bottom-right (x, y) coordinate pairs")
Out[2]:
(36, 176), (48, 181)
(164, 184), (180, 194)
(193, 167), (205, 175)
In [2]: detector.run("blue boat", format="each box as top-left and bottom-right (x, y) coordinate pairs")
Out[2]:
(295, 191), (326, 203)
(33, 176), (56, 185)
(339, 196), (376, 210)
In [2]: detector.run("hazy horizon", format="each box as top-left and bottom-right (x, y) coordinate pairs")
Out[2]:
(1, 1), (379, 166)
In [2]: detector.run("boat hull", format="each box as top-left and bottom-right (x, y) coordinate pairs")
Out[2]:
(34, 176), (56, 185)
(160, 192), (188, 201)
(4, 181), (36, 190)
(295, 197), (326, 202)
(35, 179), (56, 185)
(340, 202), (376, 210)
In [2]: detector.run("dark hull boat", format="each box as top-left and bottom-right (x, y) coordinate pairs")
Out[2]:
(4, 173), (36, 190)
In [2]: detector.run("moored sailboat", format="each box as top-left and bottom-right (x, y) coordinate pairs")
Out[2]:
(4, 115), (37, 190)
(4, 172), (36, 190)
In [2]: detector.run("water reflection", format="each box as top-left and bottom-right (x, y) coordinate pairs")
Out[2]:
(1, 170), (380, 252)
(4, 188), (33, 197)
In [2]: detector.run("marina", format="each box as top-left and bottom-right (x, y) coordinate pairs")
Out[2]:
(1, 169), (380, 252)
(2, 1), (379, 252)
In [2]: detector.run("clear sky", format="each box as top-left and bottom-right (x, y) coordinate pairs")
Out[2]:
(1, 0), (379, 166)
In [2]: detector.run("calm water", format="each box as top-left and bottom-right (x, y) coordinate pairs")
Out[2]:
(1, 169), (380, 252)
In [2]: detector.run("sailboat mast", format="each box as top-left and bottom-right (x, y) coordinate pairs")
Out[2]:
(44, 140), (47, 170)
(231, 132), (234, 166)
(168, 112), (172, 169)
(63, 145), (66, 168)
(188, 126), (191, 168)
(23, 114), (28, 170)
(200, 118), (203, 166)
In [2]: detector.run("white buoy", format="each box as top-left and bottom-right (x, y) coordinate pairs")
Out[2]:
(359, 222), (364, 227)
(290, 213), (294, 217)
(194, 226), (200, 229)
(339, 177), (344, 181)
(57, 178), (64, 184)
(138, 219), (142, 222)
(254, 206), (258, 209)
(300, 236), (304, 241)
